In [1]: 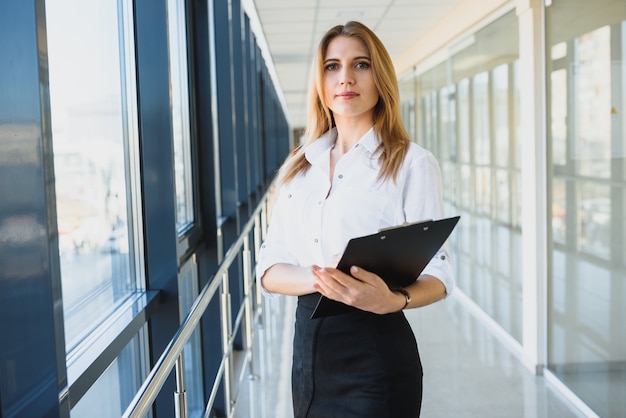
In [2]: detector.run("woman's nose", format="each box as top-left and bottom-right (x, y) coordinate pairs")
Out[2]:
(339, 67), (354, 85)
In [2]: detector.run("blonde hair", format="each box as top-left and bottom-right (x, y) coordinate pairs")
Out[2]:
(280, 21), (411, 184)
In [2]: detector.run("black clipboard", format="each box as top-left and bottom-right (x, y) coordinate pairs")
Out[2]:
(310, 216), (460, 319)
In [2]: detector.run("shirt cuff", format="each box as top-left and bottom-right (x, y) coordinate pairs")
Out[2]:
(421, 248), (455, 296)
(255, 246), (297, 298)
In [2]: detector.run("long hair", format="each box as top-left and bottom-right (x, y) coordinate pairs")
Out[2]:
(279, 21), (411, 184)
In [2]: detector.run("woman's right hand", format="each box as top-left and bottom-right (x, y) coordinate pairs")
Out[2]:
(312, 265), (404, 314)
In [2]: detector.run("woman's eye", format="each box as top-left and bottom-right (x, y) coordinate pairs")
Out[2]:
(325, 63), (338, 71)
(355, 61), (370, 69)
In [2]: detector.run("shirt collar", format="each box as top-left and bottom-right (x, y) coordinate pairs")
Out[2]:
(358, 127), (380, 154)
(304, 128), (336, 165)
(304, 126), (380, 164)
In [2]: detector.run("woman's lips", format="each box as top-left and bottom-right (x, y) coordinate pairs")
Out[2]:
(336, 91), (358, 98)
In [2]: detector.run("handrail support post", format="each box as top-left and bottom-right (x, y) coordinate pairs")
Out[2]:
(174, 355), (188, 418)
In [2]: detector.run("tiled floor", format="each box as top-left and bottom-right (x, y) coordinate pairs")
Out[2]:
(406, 298), (590, 418)
(234, 293), (594, 418)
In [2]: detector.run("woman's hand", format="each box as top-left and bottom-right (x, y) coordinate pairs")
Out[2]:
(312, 265), (406, 314)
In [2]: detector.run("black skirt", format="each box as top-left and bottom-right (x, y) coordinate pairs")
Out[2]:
(292, 293), (423, 418)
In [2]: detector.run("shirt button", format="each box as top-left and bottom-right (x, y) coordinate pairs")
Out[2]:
(338, 174), (343, 179)
(314, 238), (319, 243)
(440, 255), (446, 260)
(261, 244), (266, 249)
(355, 144), (359, 147)
(318, 200), (322, 205)
(287, 194), (292, 198)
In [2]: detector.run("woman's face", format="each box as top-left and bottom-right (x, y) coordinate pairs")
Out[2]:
(323, 36), (379, 124)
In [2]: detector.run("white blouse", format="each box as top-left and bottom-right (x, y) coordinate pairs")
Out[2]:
(256, 127), (455, 295)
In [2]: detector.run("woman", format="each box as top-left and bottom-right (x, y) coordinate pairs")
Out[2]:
(256, 21), (454, 418)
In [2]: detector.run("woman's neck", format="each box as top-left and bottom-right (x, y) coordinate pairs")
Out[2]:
(333, 118), (374, 152)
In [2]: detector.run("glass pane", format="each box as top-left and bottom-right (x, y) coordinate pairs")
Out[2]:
(460, 164), (472, 209)
(441, 161), (456, 204)
(46, 0), (139, 349)
(513, 60), (521, 170)
(167, 0), (195, 233)
(574, 26), (611, 178)
(492, 64), (509, 166)
(577, 182), (611, 259)
(401, 98), (416, 140)
(551, 68), (568, 166)
(475, 167), (491, 216)
(512, 171), (522, 229)
(421, 93), (436, 149)
(411, 10), (521, 343)
(70, 327), (149, 418)
(547, 2), (626, 416)
(552, 42), (567, 60)
(419, 95), (426, 145)
(439, 84), (457, 161)
(551, 179), (567, 245)
(495, 169), (510, 224)
(399, 77), (416, 139)
(427, 91), (438, 152)
(458, 78), (471, 163)
(472, 72), (490, 165)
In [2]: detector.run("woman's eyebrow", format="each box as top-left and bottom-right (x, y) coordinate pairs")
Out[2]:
(323, 55), (371, 63)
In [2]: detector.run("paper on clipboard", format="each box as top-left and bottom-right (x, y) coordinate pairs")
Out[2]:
(310, 215), (461, 319)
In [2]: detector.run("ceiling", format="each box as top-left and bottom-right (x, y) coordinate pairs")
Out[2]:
(247, 0), (465, 129)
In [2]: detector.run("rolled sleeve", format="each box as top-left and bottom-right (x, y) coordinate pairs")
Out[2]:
(255, 185), (298, 297)
(421, 248), (455, 296)
(403, 146), (456, 294)
(255, 241), (297, 295)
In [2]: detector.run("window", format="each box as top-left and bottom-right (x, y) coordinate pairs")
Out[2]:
(492, 64), (510, 166)
(407, 10), (521, 342)
(46, 1), (151, 414)
(167, 0), (196, 235)
(472, 72), (490, 166)
(574, 26), (612, 178)
(458, 78), (471, 164)
(46, 0), (144, 356)
(70, 327), (149, 418)
(547, 2), (626, 416)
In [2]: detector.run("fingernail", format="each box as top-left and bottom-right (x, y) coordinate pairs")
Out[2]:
(351, 266), (358, 273)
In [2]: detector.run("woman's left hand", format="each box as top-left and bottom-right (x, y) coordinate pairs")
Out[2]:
(312, 265), (405, 314)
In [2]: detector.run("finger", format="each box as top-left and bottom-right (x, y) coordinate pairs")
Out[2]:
(314, 268), (353, 301)
(313, 277), (337, 298)
(317, 267), (354, 286)
(313, 268), (346, 292)
(348, 265), (379, 284)
(313, 273), (339, 299)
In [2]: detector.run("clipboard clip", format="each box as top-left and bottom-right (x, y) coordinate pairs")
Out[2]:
(378, 218), (433, 233)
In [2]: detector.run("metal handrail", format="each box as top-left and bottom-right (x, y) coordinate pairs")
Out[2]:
(122, 187), (273, 418)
